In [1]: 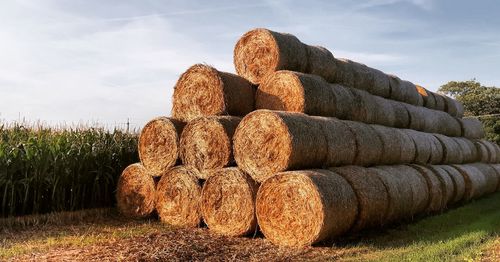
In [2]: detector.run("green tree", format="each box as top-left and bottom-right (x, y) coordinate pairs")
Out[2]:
(438, 79), (500, 144)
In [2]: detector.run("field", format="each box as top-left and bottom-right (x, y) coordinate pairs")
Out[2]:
(1, 192), (499, 261)
(0, 123), (138, 217)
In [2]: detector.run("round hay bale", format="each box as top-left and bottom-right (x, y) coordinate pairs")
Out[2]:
(315, 117), (357, 166)
(342, 120), (383, 166)
(371, 95), (397, 127)
(350, 60), (374, 92)
(233, 28), (310, 84)
(474, 140), (490, 162)
(427, 165), (455, 206)
(402, 129), (431, 164)
(459, 118), (485, 139)
(116, 163), (156, 219)
(179, 116), (241, 174)
(233, 110), (328, 183)
(388, 75), (405, 103)
(404, 104), (426, 131)
(453, 137), (477, 163)
(371, 166), (413, 220)
(438, 165), (466, 203)
(172, 64), (255, 122)
(433, 93), (446, 112)
(469, 163), (499, 194)
(480, 140), (498, 163)
(392, 165), (430, 215)
(370, 67), (391, 98)
(396, 129), (418, 163)
(306, 45), (338, 82)
(138, 117), (185, 175)
(493, 143), (500, 163)
(391, 100), (411, 128)
(256, 169), (358, 247)
(201, 168), (258, 236)
(437, 113), (462, 137)
(371, 125), (401, 164)
(156, 166), (202, 228)
(409, 165), (444, 213)
(433, 134), (463, 164)
(491, 164), (500, 191)
(450, 165), (487, 201)
(428, 134), (444, 164)
(443, 96), (459, 117)
(334, 58), (356, 88)
(416, 85), (436, 109)
(329, 166), (389, 231)
(400, 80), (423, 106)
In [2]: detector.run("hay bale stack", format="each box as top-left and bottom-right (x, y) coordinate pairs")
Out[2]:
(172, 64), (255, 122)
(434, 134), (463, 164)
(329, 166), (389, 231)
(388, 76), (423, 107)
(459, 118), (485, 139)
(427, 166), (455, 206)
(256, 169), (358, 247)
(138, 117), (185, 175)
(180, 116), (241, 174)
(342, 120), (383, 166)
(370, 167), (413, 221)
(451, 165), (487, 201)
(155, 166), (202, 228)
(409, 165), (445, 213)
(116, 163), (156, 219)
(201, 168), (258, 237)
(438, 165), (466, 203)
(469, 163), (499, 194)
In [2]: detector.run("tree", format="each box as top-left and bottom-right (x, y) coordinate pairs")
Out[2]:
(438, 79), (500, 144)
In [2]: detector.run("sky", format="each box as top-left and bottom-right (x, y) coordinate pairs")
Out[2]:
(1, 0), (499, 129)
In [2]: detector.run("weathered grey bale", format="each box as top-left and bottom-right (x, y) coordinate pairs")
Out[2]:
(396, 129), (417, 163)
(469, 163), (499, 194)
(330, 166), (389, 231)
(172, 64), (255, 122)
(459, 118), (485, 139)
(416, 85), (436, 109)
(428, 134), (445, 164)
(402, 129), (431, 164)
(433, 93), (446, 112)
(391, 101), (411, 128)
(438, 165), (466, 203)
(479, 140), (498, 163)
(491, 164), (500, 191)
(454, 137), (478, 163)
(369, 167), (408, 222)
(404, 104), (426, 131)
(409, 164), (445, 212)
(389, 76), (422, 106)
(434, 134), (463, 164)
(316, 117), (357, 167)
(256, 169), (358, 247)
(427, 165), (455, 206)
(342, 120), (383, 166)
(371, 125), (402, 164)
(474, 140), (490, 162)
(451, 165), (487, 201)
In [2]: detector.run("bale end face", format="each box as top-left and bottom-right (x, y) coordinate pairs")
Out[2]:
(138, 117), (184, 175)
(201, 168), (258, 236)
(180, 116), (240, 172)
(116, 163), (156, 219)
(256, 170), (357, 247)
(172, 64), (228, 122)
(234, 28), (280, 84)
(155, 166), (202, 228)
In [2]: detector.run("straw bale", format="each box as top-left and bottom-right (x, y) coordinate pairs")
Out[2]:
(116, 163), (156, 218)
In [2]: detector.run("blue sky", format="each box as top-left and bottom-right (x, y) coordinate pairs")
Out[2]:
(1, 0), (499, 129)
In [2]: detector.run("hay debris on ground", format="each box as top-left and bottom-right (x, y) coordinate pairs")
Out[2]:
(116, 163), (156, 219)
(155, 166), (202, 228)
(256, 169), (358, 247)
(179, 116), (241, 174)
(172, 64), (255, 122)
(201, 168), (258, 237)
(138, 117), (185, 175)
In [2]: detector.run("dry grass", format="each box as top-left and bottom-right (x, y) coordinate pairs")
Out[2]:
(115, 163), (156, 219)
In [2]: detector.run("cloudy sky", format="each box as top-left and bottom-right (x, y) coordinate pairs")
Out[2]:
(1, 0), (499, 129)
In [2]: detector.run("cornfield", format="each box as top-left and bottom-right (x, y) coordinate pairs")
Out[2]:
(0, 123), (138, 217)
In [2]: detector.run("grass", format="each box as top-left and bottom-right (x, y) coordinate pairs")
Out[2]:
(1, 192), (499, 261)
(0, 122), (138, 217)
